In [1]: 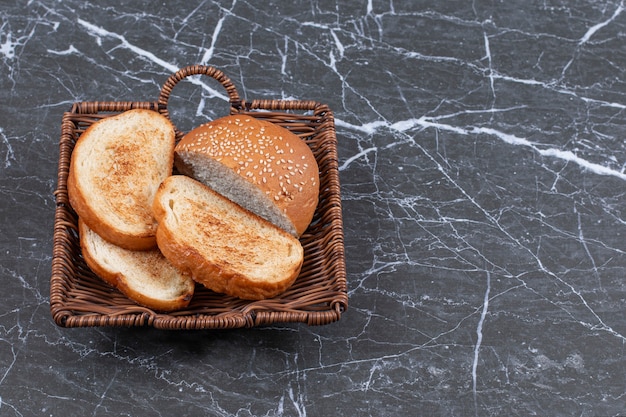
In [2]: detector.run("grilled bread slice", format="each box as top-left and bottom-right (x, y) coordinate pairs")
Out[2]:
(152, 175), (304, 300)
(79, 220), (195, 312)
(68, 109), (175, 250)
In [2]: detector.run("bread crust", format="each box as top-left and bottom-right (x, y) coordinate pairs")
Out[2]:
(68, 109), (175, 250)
(79, 220), (195, 312)
(153, 176), (304, 300)
(175, 115), (319, 236)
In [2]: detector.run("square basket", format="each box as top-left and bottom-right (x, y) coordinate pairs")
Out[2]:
(50, 65), (347, 329)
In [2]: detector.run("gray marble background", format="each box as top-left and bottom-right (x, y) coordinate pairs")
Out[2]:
(1, 1), (626, 416)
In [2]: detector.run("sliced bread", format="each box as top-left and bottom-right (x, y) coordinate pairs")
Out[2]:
(68, 109), (175, 250)
(152, 175), (304, 300)
(79, 220), (195, 312)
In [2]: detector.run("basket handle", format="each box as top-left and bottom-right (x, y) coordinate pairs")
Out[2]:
(158, 65), (242, 137)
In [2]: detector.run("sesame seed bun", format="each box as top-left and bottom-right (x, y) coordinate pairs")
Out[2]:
(174, 115), (319, 237)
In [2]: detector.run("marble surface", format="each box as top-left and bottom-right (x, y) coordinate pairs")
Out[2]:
(1, 0), (626, 415)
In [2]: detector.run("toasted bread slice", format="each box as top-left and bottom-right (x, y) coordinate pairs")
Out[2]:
(152, 175), (304, 300)
(68, 109), (175, 250)
(79, 220), (195, 312)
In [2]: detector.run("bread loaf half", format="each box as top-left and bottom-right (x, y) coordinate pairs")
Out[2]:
(174, 115), (319, 237)
(153, 175), (304, 300)
(79, 220), (195, 312)
(68, 109), (175, 250)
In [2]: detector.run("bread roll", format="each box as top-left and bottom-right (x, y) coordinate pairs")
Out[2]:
(174, 115), (319, 236)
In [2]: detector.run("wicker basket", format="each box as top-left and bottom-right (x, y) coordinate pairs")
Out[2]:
(50, 65), (347, 329)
